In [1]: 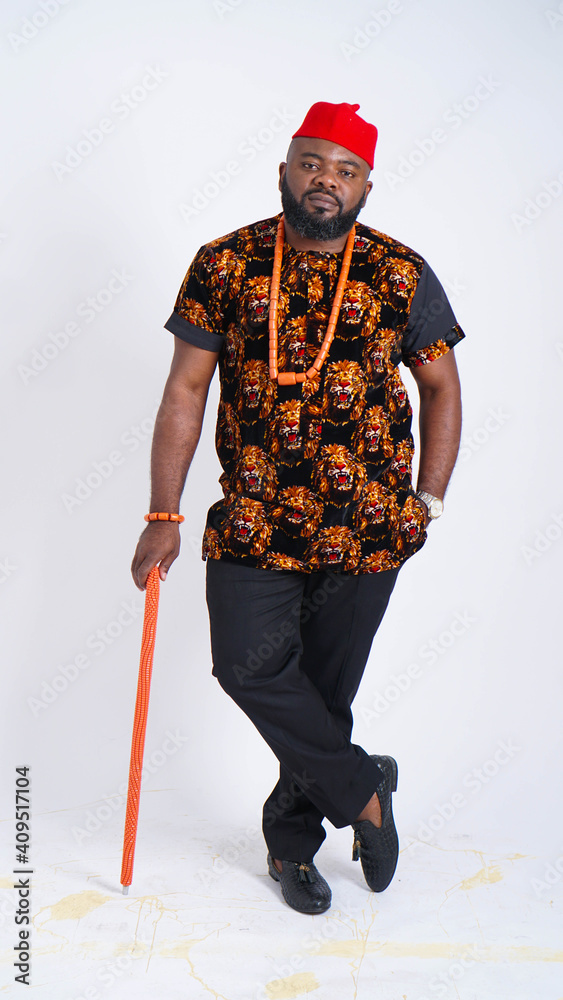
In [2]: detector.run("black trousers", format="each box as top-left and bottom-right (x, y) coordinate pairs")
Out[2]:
(205, 558), (399, 863)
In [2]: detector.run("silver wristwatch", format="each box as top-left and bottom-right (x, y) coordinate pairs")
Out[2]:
(416, 490), (444, 520)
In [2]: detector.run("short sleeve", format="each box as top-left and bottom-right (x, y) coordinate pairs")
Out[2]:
(402, 261), (465, 368)
(163, 246), (225, 352)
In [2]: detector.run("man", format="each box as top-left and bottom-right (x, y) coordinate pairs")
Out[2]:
(131, 102), (464, 915)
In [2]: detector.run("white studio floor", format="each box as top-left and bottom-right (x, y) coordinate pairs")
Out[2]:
(1, 790), (561, 1000)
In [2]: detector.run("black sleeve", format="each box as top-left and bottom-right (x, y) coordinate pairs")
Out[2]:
(402, 261), (465, 367)
(163, 311), (224, 351)
(163, 245), (226, 351)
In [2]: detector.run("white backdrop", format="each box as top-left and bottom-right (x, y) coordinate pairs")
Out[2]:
(1, 0), (562, 987)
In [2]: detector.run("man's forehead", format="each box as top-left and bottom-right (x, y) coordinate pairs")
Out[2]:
(288, 136), (369, 172)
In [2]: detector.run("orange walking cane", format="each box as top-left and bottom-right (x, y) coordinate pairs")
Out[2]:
(120, 565), (160, 894)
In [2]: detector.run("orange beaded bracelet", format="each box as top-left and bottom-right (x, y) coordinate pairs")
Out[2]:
(144, 512), (185, 523)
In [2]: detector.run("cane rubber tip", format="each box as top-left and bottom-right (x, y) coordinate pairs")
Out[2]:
(122, 886), (129, 895)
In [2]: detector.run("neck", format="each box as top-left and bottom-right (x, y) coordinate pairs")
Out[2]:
(282, 216), (350, 253)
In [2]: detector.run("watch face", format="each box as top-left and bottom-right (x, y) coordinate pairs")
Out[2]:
(429, 498), (444, 518)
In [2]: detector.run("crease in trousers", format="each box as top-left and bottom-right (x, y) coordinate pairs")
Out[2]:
(205, 558), (399, 863)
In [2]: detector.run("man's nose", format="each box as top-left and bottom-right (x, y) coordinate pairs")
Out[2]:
(312, 168), (338, 189)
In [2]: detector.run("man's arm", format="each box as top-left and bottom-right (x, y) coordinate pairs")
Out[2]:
(409, 349), (462, 522)
(131, 336), (219, 590)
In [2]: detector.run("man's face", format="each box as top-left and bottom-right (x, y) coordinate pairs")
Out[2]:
(279, 136), (373, 242)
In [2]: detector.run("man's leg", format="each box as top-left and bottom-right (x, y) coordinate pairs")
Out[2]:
(205, 559), (385, 861)
(261, 568), (400, 861)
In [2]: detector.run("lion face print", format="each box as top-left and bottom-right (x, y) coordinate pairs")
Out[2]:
(240, 275), (271, 328)
(382, 439), (414, 490)
(272, 486), (323, 538)
(324, 361), (367, 423)
(266, 400), (303, 464)
(223, 497), (272, 557)
(233, 446), (278, 501)
(353, 482), (399, 539)
(373, 257), (418, 311)
(394, 495), (426, 555)
(208, 248), (244, 297)
(352, 406), (395, 466)
(313, 444), (366, 504)
(235, 360), (276, 423)
(362, 327), (398, 385)
(177, 298), (208, 329)
(240, 220), (277, 255)
(340, 281), (380, 336)
(306, 526), (361, 572)
(360, 550), (398, 573)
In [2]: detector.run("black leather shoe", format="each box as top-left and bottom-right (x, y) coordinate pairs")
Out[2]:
(267, 852), (331, 914)
(351, 754), (399, 892)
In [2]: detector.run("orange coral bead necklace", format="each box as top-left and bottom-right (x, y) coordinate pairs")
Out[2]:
(268, 215), (356, 386)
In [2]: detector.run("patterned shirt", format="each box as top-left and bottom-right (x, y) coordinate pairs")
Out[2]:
(164, 213), (465, 574)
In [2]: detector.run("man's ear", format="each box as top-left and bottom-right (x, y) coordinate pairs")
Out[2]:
(278, 162), (286, 193)
(362, 179), (373, 206)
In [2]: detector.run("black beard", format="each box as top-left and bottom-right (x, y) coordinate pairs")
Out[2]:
(280, 173), (367, 242)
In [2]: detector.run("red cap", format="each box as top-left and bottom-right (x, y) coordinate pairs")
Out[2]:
(292, 102), (377, 170)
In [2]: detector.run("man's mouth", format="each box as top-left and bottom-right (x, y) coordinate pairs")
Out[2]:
(306, 193), (339, 211)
